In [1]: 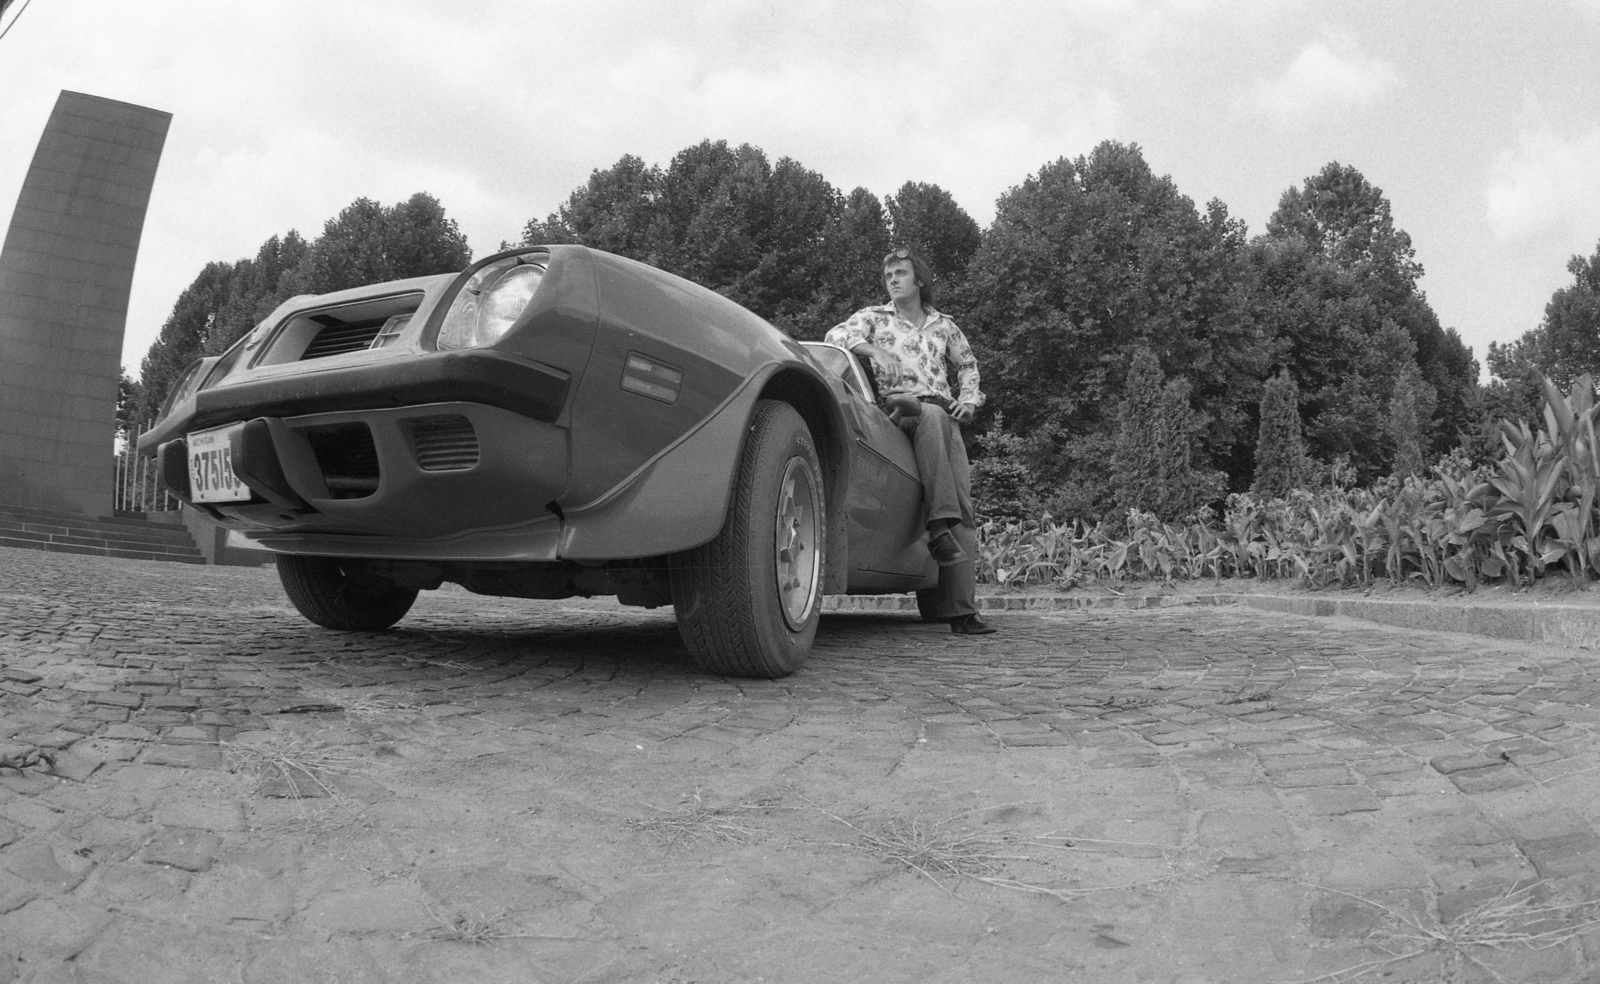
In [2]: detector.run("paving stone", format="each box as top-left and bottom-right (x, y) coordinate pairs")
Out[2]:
(0, 843), (89, 892)
(87, 691), (141, 709)
(1283, 786), (1383, 815)
(1517, 830), (1600, 879)
(242, 940), (387, 984)
(139, 828), (223, 872)
(126, 673), (179, 687)
(70, 815), (153, 863)
(0, 798), (64, 831)
(1430, 751), (1504, 774)
(0, 869), (39, 916)
(0, 898), (111, 960)
(153, 799), (246, 832)
(102, 723), (154, 741)
(165, 726), (216, 742)
(298, 882), (434, 934)
(1501, 744), (1566, 767)
(66, 920), (250, 984)
(44, 750), (101, 783)
(1308, 895), (1383, 939)
(141, 744), (222, 769)
(1449, 767), (1534, 794)
(144, 695), (199, 712)
(1270, 766), (1359, 788)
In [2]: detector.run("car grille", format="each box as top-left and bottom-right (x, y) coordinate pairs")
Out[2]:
(409, 416), (479, 471)
(300, 318), (387, 360)
(303, 423), (379, 498)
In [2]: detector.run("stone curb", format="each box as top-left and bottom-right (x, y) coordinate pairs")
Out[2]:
(822, 590), (1600, 651)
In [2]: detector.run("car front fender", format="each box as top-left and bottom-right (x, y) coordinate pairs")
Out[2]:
(556, 361), (843, 563)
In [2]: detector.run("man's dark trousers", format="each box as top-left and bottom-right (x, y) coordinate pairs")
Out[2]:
(899, 403), (978, 619)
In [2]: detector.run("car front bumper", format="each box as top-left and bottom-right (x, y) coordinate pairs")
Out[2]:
(158, 397), (571, 557)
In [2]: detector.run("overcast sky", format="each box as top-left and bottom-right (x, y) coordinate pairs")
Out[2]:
(2, 0), (1598, 382)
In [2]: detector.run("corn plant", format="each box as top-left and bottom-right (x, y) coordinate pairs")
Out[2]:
(1491, 420), (1573, 581)
(968, 369), (1600, 591)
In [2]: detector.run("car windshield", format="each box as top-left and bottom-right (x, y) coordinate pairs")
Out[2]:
(800, 342), (868, 399)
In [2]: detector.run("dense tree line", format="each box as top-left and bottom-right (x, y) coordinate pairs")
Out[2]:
(1483, 238), (1600, 429)
(138, 138), (1561, 525)
(508, 140), (980, 339)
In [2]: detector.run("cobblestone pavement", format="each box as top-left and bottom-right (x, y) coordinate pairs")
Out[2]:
(3, 546), (1600, 983)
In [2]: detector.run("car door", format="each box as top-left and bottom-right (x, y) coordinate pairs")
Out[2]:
(799, 344), (930, 584)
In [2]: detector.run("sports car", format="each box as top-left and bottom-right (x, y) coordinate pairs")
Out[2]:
(139, 245), (942, 678)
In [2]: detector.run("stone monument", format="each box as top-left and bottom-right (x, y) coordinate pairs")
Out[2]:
(0, 90), (171, 514)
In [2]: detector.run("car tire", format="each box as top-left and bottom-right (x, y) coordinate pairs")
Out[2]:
(916, 588), (943, 623)
(276, 554), (418, 631)
(671, 400), (824, 678)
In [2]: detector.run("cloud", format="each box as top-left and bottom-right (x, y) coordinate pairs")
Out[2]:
(1485, 126), (1600, 244)
(0, 0), (1279, 373)
(1248, 35), (1397, 126)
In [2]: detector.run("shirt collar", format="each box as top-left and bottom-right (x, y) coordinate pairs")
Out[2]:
(870, 302), (944, 325)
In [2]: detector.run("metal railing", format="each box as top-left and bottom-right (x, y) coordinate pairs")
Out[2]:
(114, 423), (180, 513)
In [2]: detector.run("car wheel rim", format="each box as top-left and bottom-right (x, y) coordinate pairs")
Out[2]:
(774, 455), (821, 631)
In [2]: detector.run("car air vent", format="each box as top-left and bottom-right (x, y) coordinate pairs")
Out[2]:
(409, 415), (479, 471)
(302, 423), (380, 498)
(299, 316), (387, 360)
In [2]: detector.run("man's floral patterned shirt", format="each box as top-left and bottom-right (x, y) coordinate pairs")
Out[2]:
(824, 304), (985, 408)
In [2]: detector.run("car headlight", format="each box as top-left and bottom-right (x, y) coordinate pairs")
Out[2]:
(436, 257), (546, 350)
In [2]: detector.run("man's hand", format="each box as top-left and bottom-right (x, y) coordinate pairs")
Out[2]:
(951, 402), (977, 425)
(851, 343), (901, 385)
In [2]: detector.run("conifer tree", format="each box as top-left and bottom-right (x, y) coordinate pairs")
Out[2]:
(1111, 349), (1221, 520)
(1110, 349), (1166, 513)
(1387, 363), (1437, 478)
(1253, 369), (1310, 497)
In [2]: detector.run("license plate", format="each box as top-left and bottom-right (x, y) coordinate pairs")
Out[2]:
(187, 424), (252, 503)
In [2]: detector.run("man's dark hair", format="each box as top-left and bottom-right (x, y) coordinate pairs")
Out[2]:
(884, 247), (937, 309)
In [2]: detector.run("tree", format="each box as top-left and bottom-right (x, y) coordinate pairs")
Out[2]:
(884, 181), (981, 287)
(1387, 363), (1437, 479)
(279, 192), (470, 298)
(1487, 239), (1600, 392)
(116, 371), (142, 440)
(961, 141), (1266, 515)
(1252, 369), (1310, 497)
(204, 231), (309, 356)
(133, 260), (242, 423)
(510, 141), (902, 338)
(805, 186), (893, 328)
(515, 154), (661, 257)
(1254, 162), (1475, 483)
(968, 416), (1046, 524)
(1109, 349), (1223, 520)
(1265, 161), (1422, 306)
(1110, 349), (1167, 511)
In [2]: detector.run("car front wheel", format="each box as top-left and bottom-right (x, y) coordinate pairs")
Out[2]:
(276, 555), (418, 631)
(671, 400), (824, 678)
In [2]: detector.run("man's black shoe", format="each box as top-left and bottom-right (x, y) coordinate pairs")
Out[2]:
(928, 530), (966, 566)
(950, 613), (996, 635)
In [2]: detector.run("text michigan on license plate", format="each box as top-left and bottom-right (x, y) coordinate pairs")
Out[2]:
(187, 423), (251, 504)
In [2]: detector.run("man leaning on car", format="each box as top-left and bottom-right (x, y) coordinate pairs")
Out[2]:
(825, 247), (997, 636)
